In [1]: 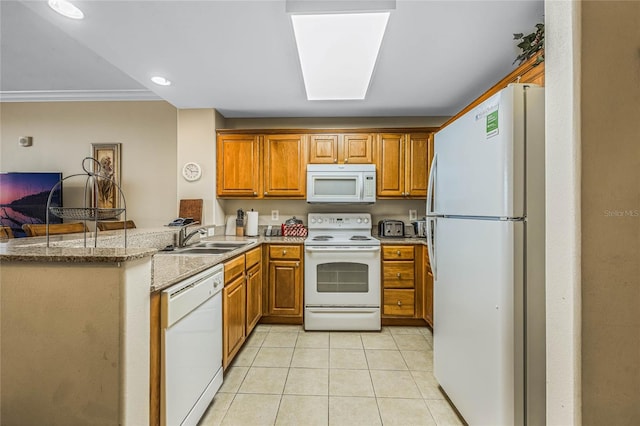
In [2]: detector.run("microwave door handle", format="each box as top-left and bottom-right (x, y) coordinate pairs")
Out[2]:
(359, 175), (364, 200)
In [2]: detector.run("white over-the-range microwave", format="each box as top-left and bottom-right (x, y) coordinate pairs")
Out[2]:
(306, 164), (376, 204)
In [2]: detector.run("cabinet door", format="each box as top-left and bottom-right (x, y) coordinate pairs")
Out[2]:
(223, 275), (246, 368)
(268, 260), (302, 317)
(376, 133), (405, 197)
(309, 134), (338, 164)
(341, 133), (373, 164)
(263, 134), (307, 197)
(217, 134), (261, 197)
(245, 263), (262, 335)
(405, 133), (429, 198)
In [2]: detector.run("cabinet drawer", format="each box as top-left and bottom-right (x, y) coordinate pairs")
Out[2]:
(383, 262), (415, 288)
(383, 289), (415, 317)
(245, 246), (261, 269)
(382, 245), (414, 260)
(269, 245), (301, 260)
(224, 255), (245, 283)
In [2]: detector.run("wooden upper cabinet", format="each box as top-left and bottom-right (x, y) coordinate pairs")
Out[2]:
(217, 134), (261, 197)
(376, 132), (430, 198)
(341, 133), (373, 164)
(376, 133), (405, 197)
(263, 134), (307, 198)
(309, 134), (339, 163)
(308, 133), (373, 164)
(405, 133), (429, 197)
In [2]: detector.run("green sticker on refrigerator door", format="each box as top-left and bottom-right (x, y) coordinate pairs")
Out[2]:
(486, 109), (499, 138)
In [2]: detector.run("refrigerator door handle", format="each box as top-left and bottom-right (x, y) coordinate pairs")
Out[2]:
(427, 153), (438, 215)
(426, 217), (437, 280)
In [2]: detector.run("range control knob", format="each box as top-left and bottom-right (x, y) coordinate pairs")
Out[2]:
(363, 218), (370, 224)
(356, 218), (362, 224)
(310, 218), (316, 224)
(317, 218), (323, 224)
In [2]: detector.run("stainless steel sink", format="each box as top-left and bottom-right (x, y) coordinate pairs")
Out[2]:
(159, 239), (257, 256)
(173, 247), (232, 255)
(193, 241), (254, 249)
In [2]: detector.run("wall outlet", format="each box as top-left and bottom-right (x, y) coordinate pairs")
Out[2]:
(207, 227), (215, 237)
(271, 210), (279, 221)
(409, 209), (417, 221)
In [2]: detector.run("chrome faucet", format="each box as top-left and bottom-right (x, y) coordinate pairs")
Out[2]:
(178, 223), (207, 247)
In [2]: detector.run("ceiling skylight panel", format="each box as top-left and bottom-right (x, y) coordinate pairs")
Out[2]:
(291, 12), (390, 100)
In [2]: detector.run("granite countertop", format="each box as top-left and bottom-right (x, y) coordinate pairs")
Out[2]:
(375, 236), (428, 245)
(152, 235), (306, 292)
(0, 245), (157, 263)
(0, 228), (174, 263)
(2, 227), (427, 292)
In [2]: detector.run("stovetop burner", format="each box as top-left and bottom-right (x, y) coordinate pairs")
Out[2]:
(311, 235), (334, 241)
(350, 235), (372, 241)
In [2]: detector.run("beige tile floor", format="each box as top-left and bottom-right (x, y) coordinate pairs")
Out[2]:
(199, 325), (465, 426)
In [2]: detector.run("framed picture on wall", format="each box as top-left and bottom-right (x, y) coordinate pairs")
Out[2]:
(91, 143), (121, 209)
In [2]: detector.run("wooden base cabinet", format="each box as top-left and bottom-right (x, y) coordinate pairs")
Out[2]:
(263, 244), (303, 324)
(223, 256), (246, 369)
(381, 245), (417, 318)
(245, 247), (262, 335)
(222, 247), (264, 368)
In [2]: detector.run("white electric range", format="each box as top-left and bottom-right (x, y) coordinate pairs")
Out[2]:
(304, 213), (381, 331)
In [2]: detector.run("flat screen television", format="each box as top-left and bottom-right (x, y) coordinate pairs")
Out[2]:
(0, 172), (63, 238)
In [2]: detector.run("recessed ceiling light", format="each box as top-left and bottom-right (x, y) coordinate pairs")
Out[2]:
(291, 12), (390, 100)
(151, 76), (172, 86)
(48, 0), (84, 20)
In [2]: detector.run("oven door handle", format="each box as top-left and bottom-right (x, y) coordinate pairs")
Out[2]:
(305, 246), (381, 252)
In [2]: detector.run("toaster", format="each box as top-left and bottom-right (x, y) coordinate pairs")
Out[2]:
(378, 220), (405, 237)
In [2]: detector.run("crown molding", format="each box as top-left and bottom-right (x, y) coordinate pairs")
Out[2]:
(0, 89), (163, 102)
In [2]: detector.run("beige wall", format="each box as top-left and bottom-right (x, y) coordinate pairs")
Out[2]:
(177, 109), (225, 226)
(0, 101), (178, 227)
(581, 1), (640, 424)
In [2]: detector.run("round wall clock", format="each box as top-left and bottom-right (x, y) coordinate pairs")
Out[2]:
(182, 162), (202, 181)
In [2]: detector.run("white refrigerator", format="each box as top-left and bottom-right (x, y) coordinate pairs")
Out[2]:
(426, 84), (546, 425)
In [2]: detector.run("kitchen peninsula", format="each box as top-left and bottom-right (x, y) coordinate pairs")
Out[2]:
(0, 227), (305, 425)
(0, 230), (167, 425)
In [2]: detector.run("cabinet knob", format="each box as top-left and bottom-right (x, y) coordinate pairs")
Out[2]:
(295, 262), (300, 268)
(283, 250), (287, 255)
(396, 272), (401, 278)
(334, 159), (337, 163)
(397, 300), (402, 306)
(396, 250), (401, 256)
(253, 191), (257, 196)
(264, 191), (268, 195)
(344, 159), (348, 163)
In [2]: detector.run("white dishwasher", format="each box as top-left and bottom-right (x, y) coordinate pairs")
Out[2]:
(161, 264), (224, 426)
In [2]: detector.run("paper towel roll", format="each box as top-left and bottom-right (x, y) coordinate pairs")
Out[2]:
(245, 211), (259, 236)
(225, 216), (236, 236)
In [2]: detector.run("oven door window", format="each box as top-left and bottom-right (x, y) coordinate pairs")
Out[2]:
(316, 262), (369, 293)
